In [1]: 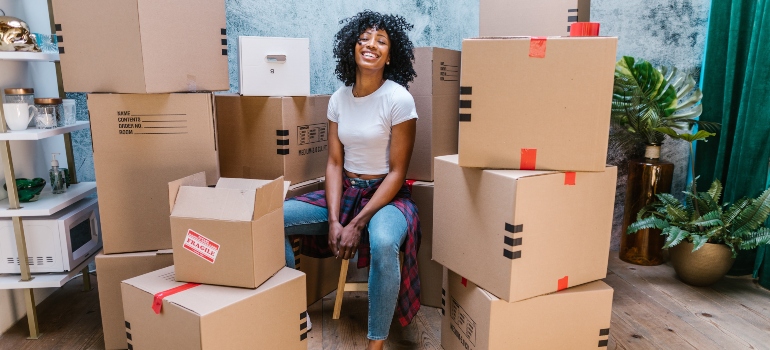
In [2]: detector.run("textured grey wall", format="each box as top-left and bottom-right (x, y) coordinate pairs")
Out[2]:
(70, 0), (710, 250)
(593, 0), (710, 249)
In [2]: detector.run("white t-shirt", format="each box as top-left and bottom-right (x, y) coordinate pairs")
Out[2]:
(327, 80), (418, 175)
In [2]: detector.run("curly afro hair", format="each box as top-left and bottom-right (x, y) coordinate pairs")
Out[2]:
(333, 10), (417, 88)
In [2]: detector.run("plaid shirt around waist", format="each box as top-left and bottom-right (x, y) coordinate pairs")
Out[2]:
(289, 175), (421, 327)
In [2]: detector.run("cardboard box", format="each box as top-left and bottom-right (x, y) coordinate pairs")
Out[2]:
(95, 250), (174, 350)
(407, 47), (460, 181)
(239, 37), (311, 96)
(285, 177), (343, 305)
(441, 270), (613, 350)
(88, 93), (219, 254)
(215, 95), (330, 185)
(458, 37), (617, 171)
(479, 0), (591, 37)
(410, 181), (443, 307)
(53, 0), (229, 93)
(168, 173), (286, 289)
(122, 266), (308, 350)
(433, 155), (616, 303)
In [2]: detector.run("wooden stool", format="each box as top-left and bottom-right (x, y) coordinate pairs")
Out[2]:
(332, 253), (403, 319)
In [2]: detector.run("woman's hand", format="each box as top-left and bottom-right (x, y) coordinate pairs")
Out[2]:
(337, 222), (363, 260)
(328, 221), (345, 257)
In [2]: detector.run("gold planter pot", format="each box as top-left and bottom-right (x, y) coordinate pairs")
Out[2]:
(669, 242), (736, 287)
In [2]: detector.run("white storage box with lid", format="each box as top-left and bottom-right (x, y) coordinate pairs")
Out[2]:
(238, 36), (310, 96)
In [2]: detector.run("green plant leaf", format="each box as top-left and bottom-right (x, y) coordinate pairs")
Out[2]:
(662, 226), (691, 249)
(724, 198), (752, 225)
(738, 227), (770, 250)
(691, 234), (709, 251)
(628, 216), (669, 233)
(692, 210), (724, 227)
(707, 179), (723, 204)
(733, 187), (770, 234)
(653, 128), (716, 142)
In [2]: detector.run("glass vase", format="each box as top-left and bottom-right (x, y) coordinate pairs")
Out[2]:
(620, 145), (674, 266)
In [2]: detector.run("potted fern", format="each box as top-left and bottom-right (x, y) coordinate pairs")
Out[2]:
(612, 56), (719, 266)
(629, 179), (770, 286)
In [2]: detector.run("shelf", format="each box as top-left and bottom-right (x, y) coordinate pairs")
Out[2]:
(0, 251), (97, 289)
(0, 121), (90, 141)
(0, 182), (96, 217)
(0, 51), (59, 62)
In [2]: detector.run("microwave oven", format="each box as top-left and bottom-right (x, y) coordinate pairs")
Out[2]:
(0, 197), (101, 273)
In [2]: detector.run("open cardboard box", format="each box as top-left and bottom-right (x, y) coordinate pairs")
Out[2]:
(168, 172), (289, 289)
(122, 266), (308, 349)
(433, 155), (617, 303)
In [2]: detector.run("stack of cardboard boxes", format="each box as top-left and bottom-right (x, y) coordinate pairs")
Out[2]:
(50, 1), (324, 348)
(433, 10), (620, 349)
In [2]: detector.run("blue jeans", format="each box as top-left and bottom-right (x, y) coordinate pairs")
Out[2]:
(284, 179), (408, 340)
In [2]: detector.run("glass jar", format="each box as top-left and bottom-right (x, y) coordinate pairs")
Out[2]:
(4, 88), (36, 127)
(33, 98), (62, 129)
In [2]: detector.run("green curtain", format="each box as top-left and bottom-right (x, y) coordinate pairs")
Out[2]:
(694, 0), (770, 275)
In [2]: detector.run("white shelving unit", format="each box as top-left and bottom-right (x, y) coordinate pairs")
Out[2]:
(0, 182), (96, 217)
(0, 251), (97, 289)
(0, 0), (96, 339)
(0, 51), (59, 62)
(0, 121), (89, 141)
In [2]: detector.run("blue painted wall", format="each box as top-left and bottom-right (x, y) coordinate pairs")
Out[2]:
(70, 0), (710, 249)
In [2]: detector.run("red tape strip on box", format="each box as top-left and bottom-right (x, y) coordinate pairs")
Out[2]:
(570, 22), (601, 37)
(557, 276), (569, 291)
(564, 172), (576, 185)
(152, 283), (201, 314)
(461, 277), (468, 287)
(529, 37), (547, 58)
(520, 149), (537, 170)
(405, 179), (416, 192)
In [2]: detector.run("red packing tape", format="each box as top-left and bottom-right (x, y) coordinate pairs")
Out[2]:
(529, 37), (547, 58)
(564, 172), (576, 185)
(461, 277), (468, 287)
(557, 276), (569, 291)
(152, 283), (200, 314)
(570, 22), (601, 37)
(520, 149), (537, 170)
(405, 179), (416, 192)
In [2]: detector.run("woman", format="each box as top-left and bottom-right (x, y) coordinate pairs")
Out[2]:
(283, 10), (421, 350)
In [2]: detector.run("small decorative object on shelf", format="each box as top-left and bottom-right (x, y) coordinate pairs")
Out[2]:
(32, 97), (62, 129)
(2, 178), (45, 202)
(0, 12), (41, 52)
(2, 102), (35, 131)
(32, 32), (57, 53)
(612, 56), (719, 266)
(62, 99), (77, 125)
(49, 153), (67, 194)
(4, 88), (36, 127)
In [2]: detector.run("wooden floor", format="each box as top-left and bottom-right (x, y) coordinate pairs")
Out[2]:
(1, 253), (768, 349)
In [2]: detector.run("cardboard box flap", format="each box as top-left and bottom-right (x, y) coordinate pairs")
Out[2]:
(123, 267), (303, 316)
(171, 186), (256, 221)
(169, 172), (208, 212)
(437, 155), (557, 180)
(252, 177), (287, 219)
(216, 177), (291, 209)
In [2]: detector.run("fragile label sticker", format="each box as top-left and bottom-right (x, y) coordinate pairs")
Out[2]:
(183, 229), (220, 263)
